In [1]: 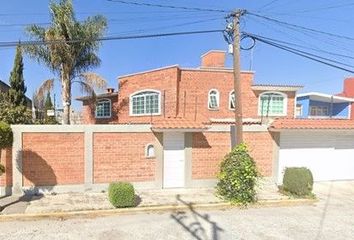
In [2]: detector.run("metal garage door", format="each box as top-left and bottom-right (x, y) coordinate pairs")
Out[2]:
(278, 131), (354, 183)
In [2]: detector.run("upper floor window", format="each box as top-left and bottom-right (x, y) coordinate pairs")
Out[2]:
(310, 106), (329, 117)
(208, 89), (219, 110)
(229, 90), (235, 110)
(130, 90), (161, 116)
(259, 92), (287, 116)
(296, 104), (303, 117)
(96, 99), (111, 118)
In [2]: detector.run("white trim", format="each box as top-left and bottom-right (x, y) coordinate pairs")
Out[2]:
(11, 124), (153, 133)
(258, 91), (288, 117)
(145, 143), (155, 158)
(118, 65), (179, 79)
(207, 89), (220, 110)
(95, 98), (112, 119)
(229, 90), (235, 110)
(297, 92), (354, 102)
(129, 89), (162, 116)
(200, 50), (226, 58)
(151, 128), (207, 133)
(251, 85), (302, 91)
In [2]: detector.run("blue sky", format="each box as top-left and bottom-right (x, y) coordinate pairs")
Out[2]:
(1, 0), (354, 110)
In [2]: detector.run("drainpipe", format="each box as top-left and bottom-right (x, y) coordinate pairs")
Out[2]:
(330, 95), (334, 118)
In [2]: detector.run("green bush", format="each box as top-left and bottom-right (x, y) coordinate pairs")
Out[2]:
(216, 143), (259, 205)
(108, 182), (136, 208)
(0, 121), (13, 149)
(282, 167), (313, 197)
(0, 163), (4, 176)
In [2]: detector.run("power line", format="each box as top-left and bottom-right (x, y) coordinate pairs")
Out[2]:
(294, 2), (354, 13)
(246, 11), (354, 41)
(0, 29), (224, 48)
(244, 32), (354, 60)
(245, 33), (354, 74)
(258, 0), (280, 11)
(106, 0), (230, 13)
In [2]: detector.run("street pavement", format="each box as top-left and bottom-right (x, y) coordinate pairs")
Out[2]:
(0, 181), (353, 240)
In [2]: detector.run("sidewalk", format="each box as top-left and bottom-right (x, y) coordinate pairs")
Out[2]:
(0, 179), (288, 216)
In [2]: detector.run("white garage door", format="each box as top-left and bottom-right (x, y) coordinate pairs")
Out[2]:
(278, 131), (354, 183)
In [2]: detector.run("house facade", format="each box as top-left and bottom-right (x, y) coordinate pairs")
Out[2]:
(296, 92), (353, 119)
(74, 50), (302, 189)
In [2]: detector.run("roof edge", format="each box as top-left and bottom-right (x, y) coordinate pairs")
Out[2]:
(118, 65), (180, 79)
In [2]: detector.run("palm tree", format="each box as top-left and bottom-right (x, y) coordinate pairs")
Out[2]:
(25, 0), (107, 124)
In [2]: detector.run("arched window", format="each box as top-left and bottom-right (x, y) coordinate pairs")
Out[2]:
(145, 144), (155, 158)
(229, 90), (235, 110)
(258, 92), (287, 116)
(130, 90), (161, 116)
(208, 89), (219, 110)
(95, 99), (111, 118)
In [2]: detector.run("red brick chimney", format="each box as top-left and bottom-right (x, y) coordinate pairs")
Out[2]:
(201, 50), (226, 68)
(342, 77), (354, 97)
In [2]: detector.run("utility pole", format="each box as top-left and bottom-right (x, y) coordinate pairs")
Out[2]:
(231, 9), (246, 145)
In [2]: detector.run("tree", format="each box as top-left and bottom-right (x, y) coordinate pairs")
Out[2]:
(45, 92), (54, 111)
(0, 93), (32, 124)
(8, 45), (27, 107)
(25, 0), (107, 124)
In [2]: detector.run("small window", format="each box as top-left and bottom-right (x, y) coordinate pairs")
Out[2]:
(229, 90), (235, 110)
(259, 92), (287, 116)
(95, 99), (111, 118)
(145, 144), (155, 158)
(310, 106), (329, 117)
(130, 90), (161, 116)
(296, 104), (302, 117)
(208, 89), (219, 110)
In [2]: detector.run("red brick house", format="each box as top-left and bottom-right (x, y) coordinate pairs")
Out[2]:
(75, 50), (302, 188)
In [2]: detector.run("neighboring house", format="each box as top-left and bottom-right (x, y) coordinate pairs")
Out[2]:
(296, 92), (354, 119)
(0, 79), (32, 108)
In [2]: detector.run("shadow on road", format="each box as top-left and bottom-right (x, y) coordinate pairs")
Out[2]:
(170, 194), (224, 240)
(315, 182), (333, 240)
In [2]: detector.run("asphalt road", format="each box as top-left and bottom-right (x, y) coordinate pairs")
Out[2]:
(0, 181), (353, 240)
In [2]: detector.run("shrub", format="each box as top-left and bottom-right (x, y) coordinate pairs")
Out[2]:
(216, 143), (259, 205)
(282, 167), (313, 197)
(108, 182), (136, 208)
(0, 164), (4, 176)
(0, 121), (13, 149)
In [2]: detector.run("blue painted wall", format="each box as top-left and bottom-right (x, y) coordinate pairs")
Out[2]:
(296, 96), (350, 118)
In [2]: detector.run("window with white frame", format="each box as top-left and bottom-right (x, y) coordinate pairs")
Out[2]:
(130, 90), (161, 116)
(95, 99), (111, 118)
(259, 92), (287, 116)
(296, 104), (303, 117)
(145, 144), (155, 158)
(310, 106), (329, 116)
(229, 90), (235, 110)
(208, 89), (219, 110)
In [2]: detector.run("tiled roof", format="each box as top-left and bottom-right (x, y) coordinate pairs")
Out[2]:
(76, 92), (118, 101)
(151, 117), (209, 130)
(269, 118), (354, 130)
(209, 118), (262, 125)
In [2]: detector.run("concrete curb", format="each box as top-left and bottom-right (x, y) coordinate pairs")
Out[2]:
(0, 198), (317, 222)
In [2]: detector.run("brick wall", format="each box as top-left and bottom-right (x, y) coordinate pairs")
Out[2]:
(22, 133), (85, 186)
(192, 130), (274, 179)
(82, 95), (119, 124)
(117, 66), (180, 123)
(192, 132), (231, 179)
(244, 131), (274, 176)
(0, 148), (12, 187)
(93, 132), (157, 183)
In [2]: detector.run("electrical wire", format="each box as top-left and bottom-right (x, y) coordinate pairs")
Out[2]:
(258, 0), (280, 11)
(244, 32), (354, 60)
(246, 33), (354, 74)
(0, 29), (224, 48)
(246, 11), (354, 41)
(106, 0), (230, 13)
